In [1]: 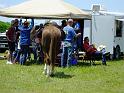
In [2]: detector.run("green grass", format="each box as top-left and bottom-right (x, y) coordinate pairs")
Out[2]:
(0, 56), (124, 93)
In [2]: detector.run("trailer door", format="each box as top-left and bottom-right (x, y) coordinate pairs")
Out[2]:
(92, 15), (115, 54)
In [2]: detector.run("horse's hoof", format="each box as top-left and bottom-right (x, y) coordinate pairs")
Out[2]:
(46, 75), (50, 78)
(46, 73), (51, 78)
(43, 71), (47, 75)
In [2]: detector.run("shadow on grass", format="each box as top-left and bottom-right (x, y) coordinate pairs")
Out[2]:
(111, 58), (124, 62)
(53, 72), (74, 79)
(25, 60), (43, 66)
(77, 61), (101, 67)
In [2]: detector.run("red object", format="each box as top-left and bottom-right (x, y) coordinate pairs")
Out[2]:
(6, 27), (16, 42)
(83, 41), (97, 54)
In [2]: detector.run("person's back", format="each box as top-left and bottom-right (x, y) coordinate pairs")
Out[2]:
(19, 18), (34, 45)
(6, 20), (16, 42)
(20, 28), (31, 45)
(18, 18), (34, 65)
(63, 25), (76, 43)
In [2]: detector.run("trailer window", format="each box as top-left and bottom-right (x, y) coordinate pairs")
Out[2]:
(116, 20), (122, 37)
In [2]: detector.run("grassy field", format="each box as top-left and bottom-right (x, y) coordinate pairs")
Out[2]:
(0, 56), (124, 93)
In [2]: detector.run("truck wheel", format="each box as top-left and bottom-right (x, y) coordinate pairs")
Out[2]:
(115, 46), (121, 59)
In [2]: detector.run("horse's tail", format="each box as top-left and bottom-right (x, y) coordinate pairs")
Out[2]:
(49, 37), (56, 66)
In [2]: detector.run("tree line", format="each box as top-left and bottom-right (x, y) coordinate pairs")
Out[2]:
(0, 21), (10, 33)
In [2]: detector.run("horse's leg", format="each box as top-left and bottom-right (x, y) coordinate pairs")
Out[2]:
(47, 64), (51, 77)
(45, 53), (51, 77)
(49, 38), (56, 76)
(43, 63), (47, 75)
(43, 53), (49, 75)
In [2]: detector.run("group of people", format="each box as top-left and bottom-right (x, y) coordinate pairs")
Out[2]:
(61, 19), (81, 67)
(61, 19), (106, 67)
(6, 18), (35, 65)
(6, 18), (106, 66)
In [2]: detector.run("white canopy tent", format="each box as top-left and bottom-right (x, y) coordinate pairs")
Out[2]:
(0, 0), (90, 19)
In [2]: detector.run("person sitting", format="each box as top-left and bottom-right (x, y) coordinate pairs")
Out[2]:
(83, 37), (107, 65)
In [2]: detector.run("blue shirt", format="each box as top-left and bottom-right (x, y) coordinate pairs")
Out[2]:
(74, 22), (80, 30)
(18, 19), (34, 45)
(63, 25), (76, 43)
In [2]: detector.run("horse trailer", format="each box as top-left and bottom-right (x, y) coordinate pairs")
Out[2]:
(90, 14), (124, 59)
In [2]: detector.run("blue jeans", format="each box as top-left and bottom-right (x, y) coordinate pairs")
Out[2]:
(32, 43), (43, 64)
(14, 49), (21, 62)
(20, 45), (30, 65)
(32, 47), (37, 60)
(94, 50), (106, 64)
(61, 46), (73, 67)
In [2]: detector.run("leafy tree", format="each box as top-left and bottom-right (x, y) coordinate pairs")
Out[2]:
(0, 21), (10, 33)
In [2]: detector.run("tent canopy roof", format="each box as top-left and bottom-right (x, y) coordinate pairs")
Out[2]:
(0, 0), (90, 19)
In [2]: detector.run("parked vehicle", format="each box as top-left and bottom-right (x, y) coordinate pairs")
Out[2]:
(0, 32), (8, 52)
(91, 14), (124, 59)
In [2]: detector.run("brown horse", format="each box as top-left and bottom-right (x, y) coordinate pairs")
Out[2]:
(42, 24), (61, 77)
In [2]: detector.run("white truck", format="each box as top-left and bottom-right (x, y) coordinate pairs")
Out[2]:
(90, 14), (124, 59)
(0, 32), (8, 52)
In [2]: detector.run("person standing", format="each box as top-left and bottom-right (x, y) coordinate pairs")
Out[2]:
(32, 24), (44, 64)
(60, 20), (67, 41)
(14, 19), (20, 49)
(13, 36), (21, 64)
(18, 18), (34, 65)
(61, 19), (81, 67)
(6, 20), (16, 64)
(73, 19), (81, 51)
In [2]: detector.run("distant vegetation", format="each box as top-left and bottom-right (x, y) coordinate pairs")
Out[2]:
(0, 21), (10, 33)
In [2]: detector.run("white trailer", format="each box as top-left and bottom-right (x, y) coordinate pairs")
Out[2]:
(90, 14), (124, 59)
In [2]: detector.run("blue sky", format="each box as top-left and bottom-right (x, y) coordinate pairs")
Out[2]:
(0, 0), (124, 22)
